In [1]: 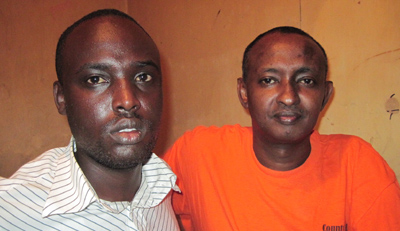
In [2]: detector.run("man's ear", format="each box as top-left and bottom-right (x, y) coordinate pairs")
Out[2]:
(237, 77), (249, 109)
(321, 81), (333, 110)
(53, 81), (67, 115)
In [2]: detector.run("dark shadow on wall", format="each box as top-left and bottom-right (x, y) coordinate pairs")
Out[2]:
(153, 52), (173, 157)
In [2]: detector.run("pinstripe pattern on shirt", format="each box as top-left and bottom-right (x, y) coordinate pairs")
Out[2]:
(0, 138), (180, 231)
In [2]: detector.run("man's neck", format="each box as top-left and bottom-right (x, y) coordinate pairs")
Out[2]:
(74, 153), (143, 202)
(253, 136), (312, 171)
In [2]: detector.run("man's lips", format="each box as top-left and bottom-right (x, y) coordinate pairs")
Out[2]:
(109, 120), (145, 144)
(274, 111), (301, 124)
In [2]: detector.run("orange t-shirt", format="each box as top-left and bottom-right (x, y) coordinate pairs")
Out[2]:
(163, 125), (400, 231)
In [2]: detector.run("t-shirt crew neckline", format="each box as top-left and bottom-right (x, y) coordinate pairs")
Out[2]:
(249, 130), (321, 178)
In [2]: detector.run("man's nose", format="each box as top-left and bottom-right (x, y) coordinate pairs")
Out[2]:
(112, 79), (140, 115)
(276, 81), (300, 106)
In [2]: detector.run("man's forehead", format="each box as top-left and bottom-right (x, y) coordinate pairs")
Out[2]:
(246, 32), (327, 78)
(62, 16), (157, 58)
(254, 33), (322, 57)
(59, 15), (160, 77)
(66, 16), (141, 42)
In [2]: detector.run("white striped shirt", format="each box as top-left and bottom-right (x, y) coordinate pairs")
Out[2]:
(0, 138), (180, 231)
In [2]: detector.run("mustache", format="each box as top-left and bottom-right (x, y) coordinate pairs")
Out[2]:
(274, 110), (302, 116)
(272, 104), (304, 118)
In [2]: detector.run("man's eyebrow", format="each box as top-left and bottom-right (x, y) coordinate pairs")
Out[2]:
(261, 67), (313, 76)
(294, 67), (312, 75)
(134, 60), (160, 71)
(74, 60), (160, 74)
(75, 63), (111, 74)
(262, 68), (279, 74)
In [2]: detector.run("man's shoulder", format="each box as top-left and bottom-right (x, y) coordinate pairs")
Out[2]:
(0, 146), (70, 193)
(313, 131), (391, 172)
(313, 131), (373, 151)
(182, 124), (251, 140)
(165, 124), (252, 160)
(164, 124), (252, 161)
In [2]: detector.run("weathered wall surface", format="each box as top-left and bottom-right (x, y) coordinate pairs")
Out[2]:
(1, 0), (399, 177)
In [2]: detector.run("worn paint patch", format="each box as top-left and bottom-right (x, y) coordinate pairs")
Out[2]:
(386, 94), (399, 120)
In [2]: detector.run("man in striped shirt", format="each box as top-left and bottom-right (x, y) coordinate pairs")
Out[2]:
(0, 9), (180, 231)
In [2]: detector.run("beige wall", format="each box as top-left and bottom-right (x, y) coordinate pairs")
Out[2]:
(1, 1), (399, 178)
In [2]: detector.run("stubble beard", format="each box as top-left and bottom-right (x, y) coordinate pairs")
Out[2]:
(77, 119), (159, 170)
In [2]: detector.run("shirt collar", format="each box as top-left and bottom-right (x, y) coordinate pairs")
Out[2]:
(42, 137), (179, 217)
(42, 137), (97, 217)
(131, 154), (180, 209)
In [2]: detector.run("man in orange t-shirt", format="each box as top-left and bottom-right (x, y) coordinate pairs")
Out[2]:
(164, 26), (400, 231)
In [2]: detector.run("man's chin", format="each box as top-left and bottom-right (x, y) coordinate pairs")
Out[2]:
(98, 153), (152, 170)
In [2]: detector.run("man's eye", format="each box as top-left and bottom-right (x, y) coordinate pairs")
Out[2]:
(134, 73), (152, 82)
(260, 78), (276, 85)
(87, 76), (107, 84)
(299, 78), (315, 85)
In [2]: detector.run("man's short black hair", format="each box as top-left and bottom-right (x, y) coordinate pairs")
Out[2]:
(55, 9), (148, 84)
(241, 26), (328, 81)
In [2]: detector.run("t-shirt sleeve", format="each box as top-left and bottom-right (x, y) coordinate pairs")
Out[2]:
(163, 133), (193, 231)
(354, 181), (400, 230)
(346, 136), (400, 230)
